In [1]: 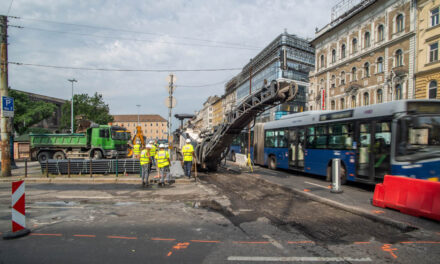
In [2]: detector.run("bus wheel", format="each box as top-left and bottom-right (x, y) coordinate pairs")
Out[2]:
(231, 152), (236, 162)
(53, 151), (65, 160)
(268, 156), (277, 170)
(38, 152), (50, 163)
(326, 164), (347, 185)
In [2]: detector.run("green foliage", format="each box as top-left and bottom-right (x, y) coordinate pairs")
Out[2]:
(61, 92), (114, 131)
(9, 90), (57, 135)
(27, 127), (52, 134)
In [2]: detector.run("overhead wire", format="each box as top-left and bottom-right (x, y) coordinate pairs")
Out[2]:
(8, 16), (262, 49)
(9, 25), (260, 50)
(9, 61), (242, 72)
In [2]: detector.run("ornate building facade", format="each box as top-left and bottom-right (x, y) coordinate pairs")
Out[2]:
(308, 0), (417, 111)
(415, 0), (439, 99)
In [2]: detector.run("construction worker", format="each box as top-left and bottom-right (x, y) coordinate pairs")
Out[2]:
(155, 144), (171, 186)
(140, 145), (152, 187)
(133, 140), (141, 158)
(149, 140), (157, 168)
(182, 139), (195, 178)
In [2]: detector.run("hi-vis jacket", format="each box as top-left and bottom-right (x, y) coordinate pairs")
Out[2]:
(133, 144), (141, 155)
(140, 149), (151, 165)
(155, 150), (170, 168)
(181, 144), (194, 162)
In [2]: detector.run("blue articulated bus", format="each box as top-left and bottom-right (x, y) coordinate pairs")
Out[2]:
(252, 100), (440, 184)
(228, 130), (253, 162)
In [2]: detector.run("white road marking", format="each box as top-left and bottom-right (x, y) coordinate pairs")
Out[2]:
(227, 256), (372, 262)
(262, 235), (284, 250)
(304, 181), (329, 189)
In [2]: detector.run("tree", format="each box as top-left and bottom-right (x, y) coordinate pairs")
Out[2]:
(9, 90), (57, 135)
(61, 92), (114, 131)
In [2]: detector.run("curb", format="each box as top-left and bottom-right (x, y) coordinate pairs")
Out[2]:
(252, 175), (416, 232)
(0, 177), (193, 184)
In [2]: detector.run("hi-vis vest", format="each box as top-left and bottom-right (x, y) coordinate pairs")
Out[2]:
(133, 144), (141, 155)
(150, 145), (157, 156)
(155, 150), (170, 168)
(182, 144), (194, 162)
(140, 149), (150, 165)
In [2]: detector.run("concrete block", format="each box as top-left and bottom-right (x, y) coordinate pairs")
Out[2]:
(170, 161), (184, 178)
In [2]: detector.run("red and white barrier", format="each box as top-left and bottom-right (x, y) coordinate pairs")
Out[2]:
(12, 180), (26, 232)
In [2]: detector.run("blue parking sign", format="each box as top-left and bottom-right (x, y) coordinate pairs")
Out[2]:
(2, 96), (14, 117)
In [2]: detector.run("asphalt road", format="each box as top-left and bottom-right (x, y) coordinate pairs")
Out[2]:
(0, 171), (439, 263)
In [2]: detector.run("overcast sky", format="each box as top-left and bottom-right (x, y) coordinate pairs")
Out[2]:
(1, 0), (337, 128)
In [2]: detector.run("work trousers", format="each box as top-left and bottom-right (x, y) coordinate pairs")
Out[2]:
(159, 166), (170, 183)
(150, 156), (157, 168)
(141, 164), (150, 184)
(183, 161), (192, 178)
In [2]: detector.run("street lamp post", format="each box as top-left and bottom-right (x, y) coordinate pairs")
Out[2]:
(68, 79), (77, 133)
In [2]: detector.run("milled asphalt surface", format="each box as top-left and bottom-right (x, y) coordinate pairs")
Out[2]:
(0, 161), (439, 263)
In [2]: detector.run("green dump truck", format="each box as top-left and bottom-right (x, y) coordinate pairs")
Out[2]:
(30, 125), (131, 162)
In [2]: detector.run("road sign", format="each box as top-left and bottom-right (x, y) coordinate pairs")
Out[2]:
(2, 96), (14, 117)
(164, 96), (177, 108)
(166, 74), (177, 84)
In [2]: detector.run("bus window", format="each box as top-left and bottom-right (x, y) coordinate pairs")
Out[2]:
(374, 121), (391, 178)
(274, 130), (288, 148)
(289, 129), (297, 163)
(316, 126), (328, 149)
(307, 127), (316, 148)
(329, 123), (353, 150)
(359, 123), (371, 175)
(265, 131), (275, 148)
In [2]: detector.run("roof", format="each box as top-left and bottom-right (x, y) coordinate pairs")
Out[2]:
(312, 0), (378, 44)
(112, 114), (167, 122)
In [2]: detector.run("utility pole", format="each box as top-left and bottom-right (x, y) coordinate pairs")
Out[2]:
(0, 15), (11, 177)
(136, 104), (141, 126)
(247, 60), (252, 160)
(68, 79), (77, 133)
(167, 74), (175, 143)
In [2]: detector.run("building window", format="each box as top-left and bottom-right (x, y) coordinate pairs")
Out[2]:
(429, 80), (438, 99)
(352, 67), (357, 81)
(395, 49), (403, 67)
(429, 42), (438, 63)
(341, 44), (346, 59)
(364, 62), (370, 77)
(332, 49), (336, 63)
(340, 98), (345, 110)
(351, 95), (356, 108)
(331, 100), (335, 110)
(396, 14), (404, 33)
(364, 32), (370, 48)
(377, 89), (383, 103)
(320, 54), (325, 68)
(378, 24), (384, 41)
(352, 38), (358, 53)
(377, 57), (383, 73)
(395, 84), (402, 100)
(432, 7), (439, 27)
(331, 75), (336, 88)
(341, 71), (346, 85)
(363, 92), (369, 106)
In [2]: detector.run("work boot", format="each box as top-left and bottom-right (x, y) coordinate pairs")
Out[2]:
(142, 181), (145, 187)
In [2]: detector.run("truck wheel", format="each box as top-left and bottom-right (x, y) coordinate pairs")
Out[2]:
(38, 152), (50, 163)
(53, 151), (65, 160)
(92, 150), (103, 159)
(268, 156), (277, 170)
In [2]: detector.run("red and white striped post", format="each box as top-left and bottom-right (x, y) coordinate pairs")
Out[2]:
(3, 180), (30, 239)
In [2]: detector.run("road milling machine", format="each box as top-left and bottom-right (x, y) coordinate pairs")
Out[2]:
(174, 79), (298, 171)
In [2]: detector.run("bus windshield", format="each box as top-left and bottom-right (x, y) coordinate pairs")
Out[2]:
(396, 116), (440, 162)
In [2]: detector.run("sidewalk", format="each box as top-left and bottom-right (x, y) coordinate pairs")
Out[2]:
(229, 163), (440, 233)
